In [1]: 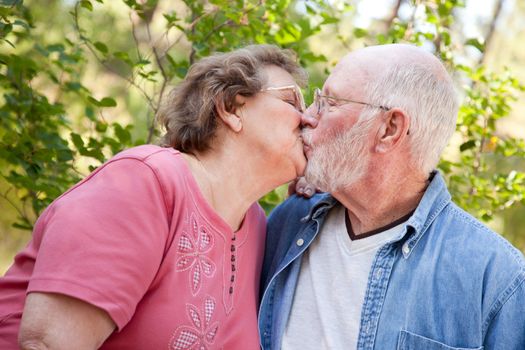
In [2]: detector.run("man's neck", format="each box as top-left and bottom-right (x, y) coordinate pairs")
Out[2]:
(332, 170), (430, 237)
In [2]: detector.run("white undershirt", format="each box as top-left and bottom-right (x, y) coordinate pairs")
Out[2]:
(282, 204), (406, 350)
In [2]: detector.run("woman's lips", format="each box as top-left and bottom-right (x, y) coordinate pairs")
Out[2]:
(301, 131), (312, 158)
(303, 143), (311, 158)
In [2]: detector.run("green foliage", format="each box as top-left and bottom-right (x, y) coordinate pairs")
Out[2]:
(447, 66), (525, 220)
(0, 0), (524, 234)
(0, 0), (136, 228)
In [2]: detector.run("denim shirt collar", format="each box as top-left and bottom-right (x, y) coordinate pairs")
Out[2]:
(403, 171), (451, 257)
(300, 171), (451, 258)
(300, 193), (338, 223)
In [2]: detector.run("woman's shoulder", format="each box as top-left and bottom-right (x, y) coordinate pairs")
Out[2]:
(111, 145), (187, 179)
(112, 144), (180, 163)
(101, 145), (189, 207)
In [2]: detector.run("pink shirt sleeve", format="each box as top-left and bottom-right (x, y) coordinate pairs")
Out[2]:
(27, 157), (171, 330)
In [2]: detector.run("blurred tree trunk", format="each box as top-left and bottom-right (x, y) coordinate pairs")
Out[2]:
(479, 0), (505, 65)
(385, 0), (404, 29)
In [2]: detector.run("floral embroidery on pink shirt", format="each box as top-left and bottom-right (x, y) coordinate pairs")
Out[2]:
(170, 296), (220, 350)
(175, 212), (216, 296)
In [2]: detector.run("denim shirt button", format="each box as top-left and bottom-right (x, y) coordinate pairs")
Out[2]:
(296, 238), (305, 247)
(402, 242), (410, 255)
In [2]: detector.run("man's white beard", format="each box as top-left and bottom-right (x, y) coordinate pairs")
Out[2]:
(303, 118), (373, 192)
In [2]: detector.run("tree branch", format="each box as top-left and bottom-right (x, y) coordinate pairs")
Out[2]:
(72, 2), (158, 115)
(385, 0), (403, 30)
(479, 0), (505, 65)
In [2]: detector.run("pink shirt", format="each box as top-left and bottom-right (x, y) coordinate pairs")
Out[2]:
(0, 145), (267, 349)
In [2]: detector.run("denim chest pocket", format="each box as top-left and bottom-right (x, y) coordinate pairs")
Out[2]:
(397, 330), (484, 350)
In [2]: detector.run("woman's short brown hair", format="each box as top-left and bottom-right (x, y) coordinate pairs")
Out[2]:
(157, 44), (307, 153)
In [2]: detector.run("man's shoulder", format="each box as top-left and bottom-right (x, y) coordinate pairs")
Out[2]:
(440, 203), (525, 332)
(433, 202), (525, 278)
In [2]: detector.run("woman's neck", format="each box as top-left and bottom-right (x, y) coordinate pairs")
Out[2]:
(182, 147), (276, 231)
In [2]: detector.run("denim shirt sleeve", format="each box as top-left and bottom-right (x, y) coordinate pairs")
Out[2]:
(483, 269), (525, 349)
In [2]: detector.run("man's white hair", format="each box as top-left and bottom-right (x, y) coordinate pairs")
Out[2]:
(363, 62), (459, 174)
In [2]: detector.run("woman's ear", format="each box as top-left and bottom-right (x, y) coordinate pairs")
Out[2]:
(375, 108), (410, 153)
(215, 95), (245, 133)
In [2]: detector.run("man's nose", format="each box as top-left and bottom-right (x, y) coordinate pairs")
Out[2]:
(301, 105), (319, 129)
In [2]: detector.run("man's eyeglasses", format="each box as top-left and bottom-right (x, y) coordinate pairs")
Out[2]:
(313, 88), (389, 116)
(261, 85), (306, 113)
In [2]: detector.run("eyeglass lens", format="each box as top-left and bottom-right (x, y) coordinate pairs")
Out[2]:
(314, 88), (322, 115)
(297, 90), (306, 112)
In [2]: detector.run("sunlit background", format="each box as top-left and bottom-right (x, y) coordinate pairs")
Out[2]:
(1, 0), (524, 273)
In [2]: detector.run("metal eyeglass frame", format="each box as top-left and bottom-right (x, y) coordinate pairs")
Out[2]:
(261, 85), (306, 113)
(313, 87), (390, 116)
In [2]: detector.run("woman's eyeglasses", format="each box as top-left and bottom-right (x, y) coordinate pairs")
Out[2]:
(261, 85), (306, 113)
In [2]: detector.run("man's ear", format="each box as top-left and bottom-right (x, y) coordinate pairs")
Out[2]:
(375, 108), (410, 153)
(215, 95), (244, 133)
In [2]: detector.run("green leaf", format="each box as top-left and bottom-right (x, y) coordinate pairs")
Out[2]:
(46, 44), (65, 52)
(70, 132), (85, 151)
(85, 106), (96, 121)
(95, 121), (108, 132)
(353, 27), (368, 38)
(12, 222), (33, 231)
(465, 38), (485, 52)
(64, 81), (83, 92)
(460, 140), (476, 152)
(56, 149), (74, 161)
(135, 58), (151, 67)
(88, 96), (117, 107)
(481, 213), (492, 222)
(87, 96), (100, 106)
(3, 38), (15, 48)
(0, 22), (13, 37)
(305, 3), (316, 15)
(275, 23), (301, 44)
(93, 41), (108, 54)
(13, 19), (30, 30)
(114, 51), (133, 66)
(113, 123), (131, 144)
(99, 97), (117, 107)
(80, 0), (93, 11)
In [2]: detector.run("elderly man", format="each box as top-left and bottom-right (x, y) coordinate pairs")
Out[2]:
(258, 44), (525, 350)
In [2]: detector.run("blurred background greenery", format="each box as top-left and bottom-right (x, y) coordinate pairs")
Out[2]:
(1, 0), (524, 273)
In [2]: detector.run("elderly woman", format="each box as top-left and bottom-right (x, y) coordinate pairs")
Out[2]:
(0, 45), (307, 349)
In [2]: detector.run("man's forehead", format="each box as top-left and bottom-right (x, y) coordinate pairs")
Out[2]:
(323, 58), (371, 95)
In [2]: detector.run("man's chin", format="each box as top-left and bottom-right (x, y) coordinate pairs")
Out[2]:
(304, 170), (325, 192)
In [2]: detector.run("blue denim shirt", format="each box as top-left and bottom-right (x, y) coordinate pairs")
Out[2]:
(258, 173), (525, 350)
